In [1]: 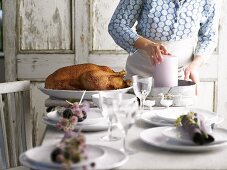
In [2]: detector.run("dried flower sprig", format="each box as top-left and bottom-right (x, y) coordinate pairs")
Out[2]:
(51, 132), (89, 168)
(55, 101), (90, 132)
(56, 115), (78, 132)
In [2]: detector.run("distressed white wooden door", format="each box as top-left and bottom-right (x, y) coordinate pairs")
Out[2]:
(4, 0), (128, 78)
(3, 0), (227, 144)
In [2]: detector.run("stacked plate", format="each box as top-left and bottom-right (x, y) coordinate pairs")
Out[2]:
(20, 144), (128, 170)
(141, 107), (224, 127)
(140, 127), (227, 152)
(43, 108), (109, 132)
(140, 107), (227, 152)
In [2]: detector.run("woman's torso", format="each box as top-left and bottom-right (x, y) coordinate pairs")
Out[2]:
(136, 0), (206, 42)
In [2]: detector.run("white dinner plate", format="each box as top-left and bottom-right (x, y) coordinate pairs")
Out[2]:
(20, 145), (128, 170)
(154, 107), (218, 123)
(140, 127), (227, 152)
(162, 127), (227, 145)
(141, 109), (224, 127)
(20, 144), (104, 169)
(46, 110), (60, 122)
(38, 84), (132, 100)
(95, 145), (128, 169)
(141, 110), (173, 126)
(43, 116), (109, 132)
(46, 108), (106, 125)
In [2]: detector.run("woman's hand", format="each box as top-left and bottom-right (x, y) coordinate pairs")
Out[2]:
(184, 63), (200, 84)
(184, 56), (204, 95)
(143, 42), (169, 64)
(184, 56), (204, 83)
(134, 37), (169, 65)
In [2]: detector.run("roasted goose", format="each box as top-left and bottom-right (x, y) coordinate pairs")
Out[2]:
(45, 63), (131, 90)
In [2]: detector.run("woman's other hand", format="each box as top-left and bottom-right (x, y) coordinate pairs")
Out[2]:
(134, 37), (169, 65)
(184, 56), (204, 95)
(184, 63), (200, 84)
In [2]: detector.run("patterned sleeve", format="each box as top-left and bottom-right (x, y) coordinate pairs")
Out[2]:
(194, 1), (220, 60)
(108, 0), (144, 54)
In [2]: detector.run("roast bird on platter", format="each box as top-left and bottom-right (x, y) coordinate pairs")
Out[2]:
(39, 63), (132, 100)
(45, 63), (131, 91)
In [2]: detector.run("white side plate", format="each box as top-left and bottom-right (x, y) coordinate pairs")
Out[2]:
(46, 108), (107, 125)
(43, 116), (109, 132)
(141, 109), (224, 127)
(141, 110), (173, 126)
(153, 107), (218, 123)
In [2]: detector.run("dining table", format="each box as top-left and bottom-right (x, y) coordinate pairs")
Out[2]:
(41, 107), (227, 170)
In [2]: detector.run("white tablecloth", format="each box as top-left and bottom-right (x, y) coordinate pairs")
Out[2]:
(42, 118), (227, 170)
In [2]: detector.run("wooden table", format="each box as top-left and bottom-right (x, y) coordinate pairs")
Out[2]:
(42, 115), (227, 170)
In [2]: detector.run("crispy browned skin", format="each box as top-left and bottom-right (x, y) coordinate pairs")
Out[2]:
(45, 63), (131, 90)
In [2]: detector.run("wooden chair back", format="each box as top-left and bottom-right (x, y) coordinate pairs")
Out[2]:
(0, 81), (32, 169)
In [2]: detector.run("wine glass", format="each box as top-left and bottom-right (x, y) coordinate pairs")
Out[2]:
(132, 75), (153, 115)
(116, 99), (139, 154)
(98, 92), (122, 141)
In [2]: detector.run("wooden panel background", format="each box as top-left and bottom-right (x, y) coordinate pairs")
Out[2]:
(0, 56), (5, 82)
(195, 81), (215, 111)
(17, 54), (74, 80)
(217, 0), (227, 128)
(92, 0), (121, 51)
(19, 0), (73, 52)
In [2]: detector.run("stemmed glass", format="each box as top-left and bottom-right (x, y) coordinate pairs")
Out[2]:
(116, 99), (139, 154)
(98, 92), (122, 141)
(132, 75), (153, 115)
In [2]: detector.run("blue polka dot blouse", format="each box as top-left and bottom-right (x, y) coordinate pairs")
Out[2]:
(108, 0), (220, 57)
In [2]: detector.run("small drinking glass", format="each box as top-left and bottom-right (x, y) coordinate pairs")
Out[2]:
(132, 75), (153, 115)
(98, 92), (122, 141)
(116, 100), (139, 154)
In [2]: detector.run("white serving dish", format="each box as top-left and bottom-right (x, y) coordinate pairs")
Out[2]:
(38, 84), (132, 100)
(148, 80), (196, 107)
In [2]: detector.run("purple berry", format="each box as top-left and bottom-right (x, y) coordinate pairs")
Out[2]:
(63, 109), (73, 119)
(51, 147), (64, 163)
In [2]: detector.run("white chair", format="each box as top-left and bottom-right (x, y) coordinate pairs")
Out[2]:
(0, 81), (32, 169)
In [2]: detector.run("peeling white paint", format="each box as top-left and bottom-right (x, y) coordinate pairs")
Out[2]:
(19, 0), (72, 51)
(92, 0), (122, 51)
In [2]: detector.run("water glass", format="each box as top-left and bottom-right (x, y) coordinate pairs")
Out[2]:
(132, 75), (153, 113)
(116, 100), (139, 154)
(98, 92), (122, 141)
